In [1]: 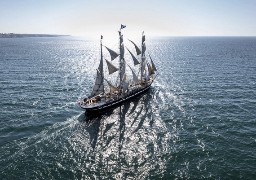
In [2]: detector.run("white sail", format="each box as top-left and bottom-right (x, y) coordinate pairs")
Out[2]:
(104, 46), (119, 60)
(127, 64), (139, 83)
(145, 70), (150, 81)
(126, 47), (140, 66)
(91, 68), (104, 97)
(128, 39), (141, 55)
(149, 54), (157, 72)
(105, 59), (118, 74)
(105, 79), (119, 93)
(122, 81), (129, 92)
(91, 40), (104, 97)
(147, 62), (155, 76)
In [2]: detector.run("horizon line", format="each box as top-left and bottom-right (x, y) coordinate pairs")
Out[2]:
(1, 32), (256, 38)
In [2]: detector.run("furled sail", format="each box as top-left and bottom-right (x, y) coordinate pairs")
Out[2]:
(142, 42), (146, 54)
(128, 39), (141, 55)
(105, 59), (118, 74)
(142, 33), (145, 43)
(126, 47), (140, 66)
(120, 35), (125, 59)
(142, 32), (146, 54)
(141, 57), (146, 79)
(104, 46), (119, 60)
(119, 32), (126, 90)
(120, 59), (126, 86)
(140, 32), (147, 81)
(120, 45), (125, 59)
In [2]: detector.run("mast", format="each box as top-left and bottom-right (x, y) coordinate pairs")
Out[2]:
(119, 24), (126, 92)
(119, 30), (122, 88)
(100, 35), (104, 95)
(90, 35), (104, 97)
(141, 31), (146, 82)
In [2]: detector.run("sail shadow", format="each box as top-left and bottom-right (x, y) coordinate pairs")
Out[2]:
(129, 94), (141, 115)
(132, 90), (154, 133)
(80, 110), (114, 149)
(128, 89), (152, 127)
(129, 92), (149, 127)
(118, 101), (131, 140)
(78, 89), (153, 150)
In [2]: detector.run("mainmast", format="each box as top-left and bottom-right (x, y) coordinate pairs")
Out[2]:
(119, 31), (122, 88)
(119, 24), (126, 92)
(141, 31), (146, 82)
(100, 35), (104, 95)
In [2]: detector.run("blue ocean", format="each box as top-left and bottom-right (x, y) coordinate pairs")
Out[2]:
(0, 36), (255, 179)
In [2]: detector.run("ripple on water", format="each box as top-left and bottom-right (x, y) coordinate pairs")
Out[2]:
(1, 37), (256, 179)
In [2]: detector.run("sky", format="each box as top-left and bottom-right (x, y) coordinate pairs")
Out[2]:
(0, 0), (256, 37)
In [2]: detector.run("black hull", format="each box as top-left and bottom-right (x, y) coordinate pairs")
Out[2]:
(83, 84), (151, 113)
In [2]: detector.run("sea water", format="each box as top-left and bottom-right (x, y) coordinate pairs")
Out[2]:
(0, 36), (255, 179)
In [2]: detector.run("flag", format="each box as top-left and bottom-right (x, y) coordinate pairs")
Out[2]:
(121, 24), (126, 29)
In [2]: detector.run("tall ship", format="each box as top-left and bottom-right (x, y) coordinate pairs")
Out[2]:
(78, 25), (157, 112)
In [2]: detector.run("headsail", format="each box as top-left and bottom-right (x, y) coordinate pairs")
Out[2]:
(128, 39), (141, 55)
(149, 54), (157, 72)
(127, 64), (139, 83)
(147, 62), (155, 76)
(91, 38), (104, 97)
(104, 46), (119, 60)
(105, 79), (119, 93)
(91, 68), (104, 97)
(126, 47), (140, 66)
(105, 59), (118, 74)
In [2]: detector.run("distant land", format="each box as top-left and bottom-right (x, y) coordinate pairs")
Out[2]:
(0, 33), (69, 38)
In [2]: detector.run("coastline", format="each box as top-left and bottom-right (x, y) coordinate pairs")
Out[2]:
(0, 33), (69, 38)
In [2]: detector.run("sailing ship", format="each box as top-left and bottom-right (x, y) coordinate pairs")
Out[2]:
(78, 25), (157, 112)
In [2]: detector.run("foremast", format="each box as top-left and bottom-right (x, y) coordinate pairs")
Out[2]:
(118, 25), (127, 94)
(141, 31), (146, 82)
(90, 35), (104, 97)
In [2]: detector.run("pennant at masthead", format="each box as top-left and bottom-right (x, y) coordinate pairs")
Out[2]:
(121, 24), (126, 29)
